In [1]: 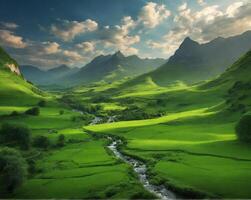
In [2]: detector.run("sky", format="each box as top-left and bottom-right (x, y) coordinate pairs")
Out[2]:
(0, 0), (251, 69)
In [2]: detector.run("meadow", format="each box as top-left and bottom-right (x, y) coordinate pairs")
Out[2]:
(85, 80), (251, 198)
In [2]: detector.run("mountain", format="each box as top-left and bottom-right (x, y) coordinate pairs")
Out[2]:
(0, 47), (43, 106)
(64, 51), (165, 85)
(201, 50), (251, 113)
(137, 30), (251, 86)
(20, 64), (79, 86)
(0, 46), (20, 75)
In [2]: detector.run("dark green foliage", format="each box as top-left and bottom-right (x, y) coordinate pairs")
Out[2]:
(0, 147), (27, 193)
(57, 134), (65, 147)
(26, 159), (36, 175)
(59, 110), (64, 115)
(60, 95), (102, 114)
(235, 115), (251, 143)
(25, 107), (40, 116)
(10, 111), (19, 116)
(33, 136), (50, 149)
(0, 123), (31, 150)
(37, 100), (46, 107)
(92, 95), (111, 103)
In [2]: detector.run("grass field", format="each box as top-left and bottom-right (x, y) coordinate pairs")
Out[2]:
(84, 73), (251, 198)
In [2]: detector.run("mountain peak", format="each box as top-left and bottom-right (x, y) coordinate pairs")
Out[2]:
(182, 37), (199, 47)
(113, 50), (125, 58)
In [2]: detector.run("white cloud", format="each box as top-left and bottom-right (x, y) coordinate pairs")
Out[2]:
(138, 2), (171, 28)
(147, 1), (251, 56)
(76, 41), (95, 52)
(50, 19), (98, 41)
(43, 42), (61, 54)
(197, 0), (206, 6)
(62, 50), (82, 61)
(226, 1), (244, 17)
(0, 22), (19, 29)
(0, 29), (27, 48)
(178, 3), (187, 11)
(98, 16), (140, 55)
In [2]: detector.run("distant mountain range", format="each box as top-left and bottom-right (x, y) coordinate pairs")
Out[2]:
(136, 30), (251, 86)
(15, 30), (251, 88)
(20, 51), (165, 87)
(64, 51), (165, 85)
(20, 65), (79, 86)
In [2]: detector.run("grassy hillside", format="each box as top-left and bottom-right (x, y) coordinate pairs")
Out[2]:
(0, 47), (153, 199)
(0, 47), (45, 110)
(84, 50), (251, 198)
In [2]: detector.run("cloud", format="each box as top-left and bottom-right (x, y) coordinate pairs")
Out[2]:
(62, 50), (82, 61)
(0, 22), (19, 29)
(138, 2), (171, 28)
(0, 29), (27, 48)
(43, 42), (61, 54)
(76, 41), (95, 52)
(197, 0), (206, 6)
(97, 16), (140, 55)
(147, 1), (251, 56)
(50, 19), (98, 41)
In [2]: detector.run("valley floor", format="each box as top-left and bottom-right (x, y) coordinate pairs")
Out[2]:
(1, 79), (251, 199)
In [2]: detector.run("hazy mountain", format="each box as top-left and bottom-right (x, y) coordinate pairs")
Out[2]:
(139, 30), (251, 86)
(20, 64), (79, 86)
(64, 51), (165, 85)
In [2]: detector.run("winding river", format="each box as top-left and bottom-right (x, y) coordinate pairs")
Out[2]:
(84, 115), (176, 199)
(107, 137), (176, 199)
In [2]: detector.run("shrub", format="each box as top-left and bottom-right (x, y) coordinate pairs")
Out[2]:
(0, 123), (31, 150)
(10, 111), (19, 116)
(0, 147), (28, 192)
(37, 100), (46, 107)
(57, 134), (65, 147)
(33, 136), (50, 149)
(59, 110), (64, 115)
(25, 107), (40, 116)
(235, 115), (251, 143)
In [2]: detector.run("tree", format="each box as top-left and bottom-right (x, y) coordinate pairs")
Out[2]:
(0, 147), (27, 193)
(33, 136), (50, 149)
(235, 115), (251, 143)
(59, 110), (64, 115)
(25, 107), (40, 116)
(0, 123), (31, 150)
(37, 100), (46, 107)
(57, 134), (65, 147)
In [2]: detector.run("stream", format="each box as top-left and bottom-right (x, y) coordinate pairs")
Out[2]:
(107, 137), (176, 199)
(85, 115), (176, 199)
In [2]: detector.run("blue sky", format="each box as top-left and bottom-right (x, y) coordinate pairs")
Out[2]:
(0, 0), (250, 68)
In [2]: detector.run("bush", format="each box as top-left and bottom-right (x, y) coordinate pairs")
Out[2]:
(37, 100), (46, 107)
(33, 136), (50, 149)
(0, 147), (28, 192)
(0, 123), (31, 150)
(235, 115), (251, 143)
(10, 111), (19, 116)
(59, 110), (64, 115)
(57, 134), (65, 147)
(25, 107), (40, 116)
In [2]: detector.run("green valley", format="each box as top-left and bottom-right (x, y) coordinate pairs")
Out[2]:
(1, 3), (251, 198)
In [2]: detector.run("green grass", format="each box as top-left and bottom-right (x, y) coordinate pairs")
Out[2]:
(14, 134), (150, 199)
(85, 103), (251, 198)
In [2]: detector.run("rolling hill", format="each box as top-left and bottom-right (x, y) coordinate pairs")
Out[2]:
(0, 47), (43, 107)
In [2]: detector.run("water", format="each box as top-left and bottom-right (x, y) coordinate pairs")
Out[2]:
(107, 138), (176, 200)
